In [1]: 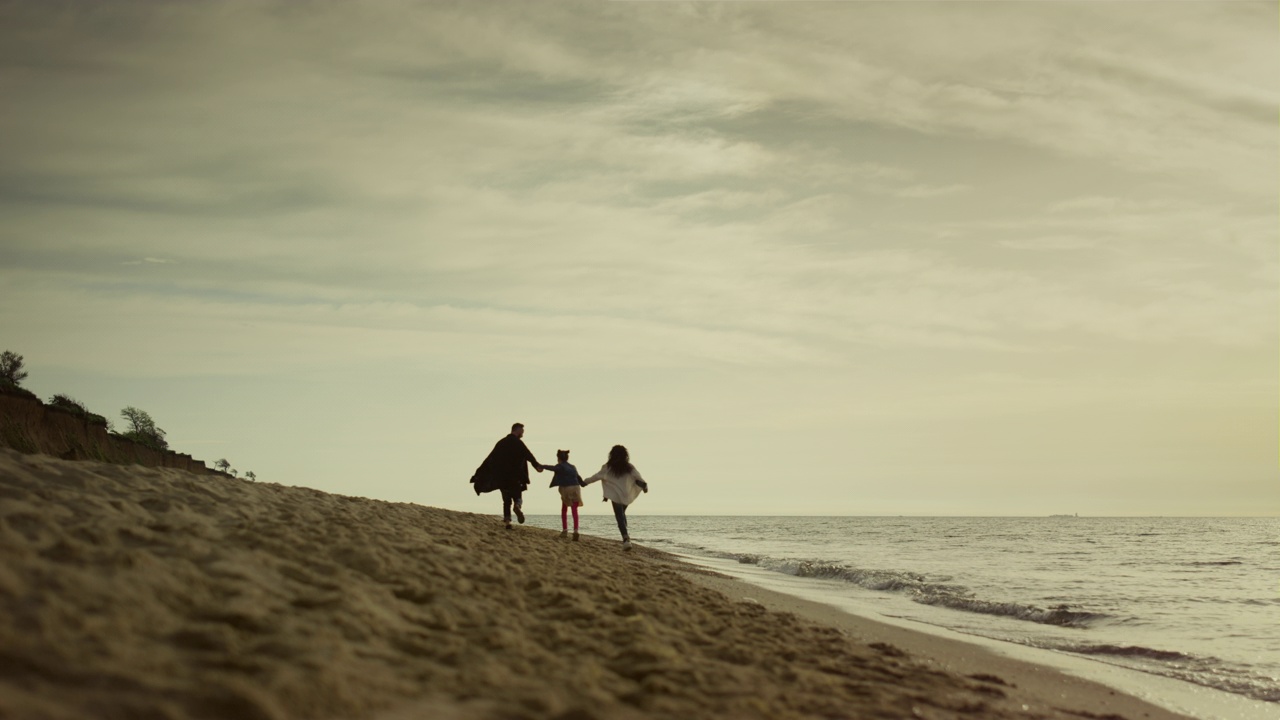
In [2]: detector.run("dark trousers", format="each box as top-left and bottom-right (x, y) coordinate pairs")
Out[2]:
(611, 501), (629, 540)
(501, 488), (523, 521)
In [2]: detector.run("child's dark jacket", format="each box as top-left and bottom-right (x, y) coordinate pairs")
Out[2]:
(547, 462), (583, 488)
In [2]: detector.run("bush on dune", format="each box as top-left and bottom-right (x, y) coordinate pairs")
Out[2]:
(118, 406), (169, 451)
(0, 379), (37, 402)
(0, 350), (28, 386)
(48, 394), (109, 427)
(0, 350), (37, 401)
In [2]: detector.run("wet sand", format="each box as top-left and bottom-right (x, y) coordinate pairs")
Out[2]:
(0, 448), (1189, 719)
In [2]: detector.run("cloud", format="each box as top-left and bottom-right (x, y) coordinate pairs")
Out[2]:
(121, 257), (174, 266)
(1067, 47), (1277, 127)
(0, 0), (1273, 371)
(894, 183), (970, 199)
(999, 235), (1096, 252)
(718, 2), (1277, 197)
(1, 2), (1273, 516)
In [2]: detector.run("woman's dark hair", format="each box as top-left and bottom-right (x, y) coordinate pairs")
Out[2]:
(606, 444), (633, 475)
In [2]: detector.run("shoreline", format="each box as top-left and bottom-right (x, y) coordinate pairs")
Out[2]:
(0, 448), (1202, 719)
(651, 546), (1275, 720)
(675, 562), (1195, 720)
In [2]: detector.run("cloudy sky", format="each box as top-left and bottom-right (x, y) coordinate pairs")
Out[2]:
(1, 1), (1275, 516)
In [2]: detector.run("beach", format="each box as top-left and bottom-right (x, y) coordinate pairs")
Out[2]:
(0, 448), (1190, 720)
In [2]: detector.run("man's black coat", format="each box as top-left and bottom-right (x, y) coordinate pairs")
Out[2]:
(470, 433), (538, 495)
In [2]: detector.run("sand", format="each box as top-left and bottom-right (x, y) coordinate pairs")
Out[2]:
(0, 448), (1191, 720)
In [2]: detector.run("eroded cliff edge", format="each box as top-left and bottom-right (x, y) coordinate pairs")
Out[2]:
(0, 391), (222, 476)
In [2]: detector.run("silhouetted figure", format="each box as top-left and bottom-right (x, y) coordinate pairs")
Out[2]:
(546, 449), (585, 540)
(470, 423), (544, 529)
(583, 444), (648, 550)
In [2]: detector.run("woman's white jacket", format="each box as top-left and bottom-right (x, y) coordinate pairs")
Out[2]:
(583, 465), (645, 506)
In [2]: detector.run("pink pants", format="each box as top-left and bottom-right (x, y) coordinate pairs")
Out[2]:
(561, 504), (579, 531)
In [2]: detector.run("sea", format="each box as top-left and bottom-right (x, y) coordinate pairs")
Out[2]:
(524, 514), (1278, 720)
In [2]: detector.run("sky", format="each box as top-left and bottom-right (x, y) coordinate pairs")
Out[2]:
(0, 1), (1275, 517)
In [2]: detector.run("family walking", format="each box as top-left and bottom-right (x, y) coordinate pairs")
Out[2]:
(469, 423), (649, 550)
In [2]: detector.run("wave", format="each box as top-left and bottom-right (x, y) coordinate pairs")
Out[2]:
(730, 555), (1109, 628)
(1050, 642), (1280, 704)
(912, 594), (1105, 627)
(654, 532), (1279, 705)
(1066, 643), (1193, 662)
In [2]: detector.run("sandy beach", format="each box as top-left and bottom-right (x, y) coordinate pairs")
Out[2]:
(0, 448), (1190, 720)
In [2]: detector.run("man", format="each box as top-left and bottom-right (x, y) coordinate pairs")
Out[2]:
(470, 422), (544, 529)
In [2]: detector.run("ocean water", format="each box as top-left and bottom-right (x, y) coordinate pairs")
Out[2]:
(524, 514), (1278, 719)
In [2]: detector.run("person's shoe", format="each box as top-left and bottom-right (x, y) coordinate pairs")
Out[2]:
(559, 530), (568, 539)
(515, 507), (525, 524)
(622, 539), (632, 551)
(572, 531), (580, 541)
(505, 520), (513, 530)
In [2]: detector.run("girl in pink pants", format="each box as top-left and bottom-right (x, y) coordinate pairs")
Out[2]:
(546, 449), (585, 540)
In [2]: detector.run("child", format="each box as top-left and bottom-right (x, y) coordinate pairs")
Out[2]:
(582, 444), (649, 551)
(546, 449), (585, 540)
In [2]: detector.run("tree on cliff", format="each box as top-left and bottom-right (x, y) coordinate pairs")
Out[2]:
(119, 406), (169, 451)
(215, 458), (231, 473)
(245, 471), (257, 482)
(0, 351), (29, 386)
(49, 394), (87, 414)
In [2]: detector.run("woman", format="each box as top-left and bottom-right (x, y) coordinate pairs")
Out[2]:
(583, 444), (649, 550)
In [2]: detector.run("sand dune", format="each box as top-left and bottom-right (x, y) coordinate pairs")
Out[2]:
(0, 448), (1187, 720)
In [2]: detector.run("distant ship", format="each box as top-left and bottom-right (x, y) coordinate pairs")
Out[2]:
(1048, 513), (1079, 518)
